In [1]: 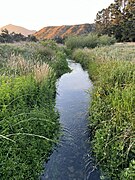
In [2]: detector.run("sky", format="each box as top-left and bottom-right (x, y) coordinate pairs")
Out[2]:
(0, 0), (114, 30)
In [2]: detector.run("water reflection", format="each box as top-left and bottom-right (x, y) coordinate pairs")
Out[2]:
(41, 60), (100, 180)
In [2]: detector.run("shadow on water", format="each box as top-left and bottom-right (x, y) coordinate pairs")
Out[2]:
(41, 60), (100, 180)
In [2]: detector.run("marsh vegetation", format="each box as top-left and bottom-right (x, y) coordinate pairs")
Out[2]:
(72, 43), (135, 179)
(0, 30), (135, 180)
(0, 41), (69, 179)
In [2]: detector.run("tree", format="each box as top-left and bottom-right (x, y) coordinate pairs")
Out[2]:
(0, 29), (12, 43)
(95, 0), (135, 42)
(0, 29), (38, 43)
(27, 35), (38, 42)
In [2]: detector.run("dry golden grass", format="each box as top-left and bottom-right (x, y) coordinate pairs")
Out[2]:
(7, 54), (32, 74)
(34, 62), (53, 83)
(6, 53), (54, 80)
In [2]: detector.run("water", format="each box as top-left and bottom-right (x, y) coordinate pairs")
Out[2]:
(41, 60), (100, 180)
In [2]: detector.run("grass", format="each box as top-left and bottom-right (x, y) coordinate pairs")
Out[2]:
(0, 41), (69, 179)
(72, 44), (135, 179)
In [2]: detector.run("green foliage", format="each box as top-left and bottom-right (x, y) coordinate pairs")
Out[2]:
(0, 42), (69, 179)
(39, 41), (70, 77)
(0, 28), (38, 43)
(72, 49), (90, 69)
(60, 46), (72, 59)
(52, 51), (70, 77)
(120, 160), (135, 179)
(40, 39), (58, 51)
(0, 75), (60, 180)
(98, 35), (116, 46)
(65, 34), (98, 49)
(72, 44), (135, 179)
(65, 33), (115, 50)
(65, 36), (83, 50)
(95, 0), (135, 42)
(34, 46), (55, 61)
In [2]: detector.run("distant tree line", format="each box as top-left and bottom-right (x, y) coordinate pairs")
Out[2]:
(0, 29), (37, 43)
(95, 0), (135, 42)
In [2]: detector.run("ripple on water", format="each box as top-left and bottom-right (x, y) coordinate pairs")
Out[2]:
(41, 60), (100, 180)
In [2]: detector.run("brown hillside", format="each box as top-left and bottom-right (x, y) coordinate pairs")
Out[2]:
(0, 24), (36, 36)
(34, 24), (94, 40)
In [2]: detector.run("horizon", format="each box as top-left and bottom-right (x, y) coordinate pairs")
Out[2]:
(0, 0), (114, 31)
(0, 22), (94, 31)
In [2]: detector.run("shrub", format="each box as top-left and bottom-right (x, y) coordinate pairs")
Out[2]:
(52, 51), (70, 77)
(65, 33), (115, 50)
(98, 35), (116, 46)
(40, 39), (58, 51)
(72, 49), (90, 69)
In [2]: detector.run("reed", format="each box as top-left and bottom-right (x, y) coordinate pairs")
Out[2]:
(34, 62), (54, 83)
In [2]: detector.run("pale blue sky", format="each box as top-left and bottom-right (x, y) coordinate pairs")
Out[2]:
(1, 0), (114, 30)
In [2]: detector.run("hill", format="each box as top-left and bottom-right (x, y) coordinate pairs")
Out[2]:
(34, 24), (95, 40)
(0, 24), (36, 36)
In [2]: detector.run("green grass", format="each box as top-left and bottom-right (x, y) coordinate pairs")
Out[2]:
(0, 41), (69, 179)
(72, 44), (135, 179)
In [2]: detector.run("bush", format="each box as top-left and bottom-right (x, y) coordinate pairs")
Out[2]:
(40, 39), (58, 51)
(52, 51), (70, 77)
(98, 35), (116, 46)
(72, 49), (90, 69)
(65, 36), (83, 50)
(65, 33), (115, 50)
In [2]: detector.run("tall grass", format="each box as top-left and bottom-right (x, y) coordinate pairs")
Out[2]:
(34, 62), (54, 83)
(0, 41), (69, 179)
(72, 44), (135, 179)
(0, 41), (70, 77)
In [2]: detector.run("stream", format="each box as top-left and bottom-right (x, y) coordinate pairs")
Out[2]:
(41, 60), (100, 180)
